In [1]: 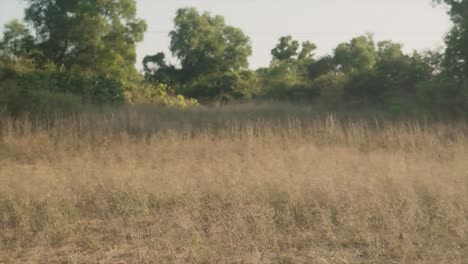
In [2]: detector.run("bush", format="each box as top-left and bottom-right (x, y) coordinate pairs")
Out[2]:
(310, 72), (346, 105)
(49, 70), (125, 104)
(0, 58), (128, 116)
(0, 82), (83, 116)
(183, 71), (259, 102)
(125, 83), (199, 108)
(417, 79), (468, 118)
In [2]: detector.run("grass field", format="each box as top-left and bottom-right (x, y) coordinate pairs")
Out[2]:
(0, 105), (467, 263)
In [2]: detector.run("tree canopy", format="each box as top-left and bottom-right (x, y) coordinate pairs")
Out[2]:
(24, 0), (147, 82)
(0, 20), (34, 60)
(334, 34), (377, 74)
(169, 7), (252, 79)
(144, 7), (255, 100)
(434, 0), (468, 78)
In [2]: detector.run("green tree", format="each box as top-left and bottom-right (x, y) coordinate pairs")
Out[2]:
(298, 41), (317, 61)
(271, 36), (316, 62)
(307, 55), (336, 80)
(433, 0), (468, 78)
(24, 0), (147, 82)
(259, 36), (318, 100)
(143, 52), (180, 85)
(343, 40), (432, 109)
(0, 20), (34, 60)
(144, 8), (254, 101)
(334, 34), (377, 74)
(271, 36), (300, 61)
(419, 0), (468, 117)
(169, 7), (252, 81)
(257, 62), (298, 99)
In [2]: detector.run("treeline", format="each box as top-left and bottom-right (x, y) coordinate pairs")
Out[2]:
(1, 0), (467, 117)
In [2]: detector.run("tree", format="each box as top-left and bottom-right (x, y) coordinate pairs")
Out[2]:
(307, 55), (336, 80)
(434, 0), (468, 78)
(24, 0), (147, 82)
(334, 34), (377, 74)
(269, 36), (317, 81)
(271, 36), (316, 62)
(271, 36), (300, 61)
(0, 20), (34, 60)
(169, 7), (252, 81)
(343, 40), (432, 108)
(374, 44), (431, 96)
(259, 36), (318, 100)
(144, 8), (254, 101)
(143, 52), (180, 85)
(298, 41), (317, 61)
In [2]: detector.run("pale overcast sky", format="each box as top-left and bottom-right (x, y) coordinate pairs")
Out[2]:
(0, 0), (451, 69)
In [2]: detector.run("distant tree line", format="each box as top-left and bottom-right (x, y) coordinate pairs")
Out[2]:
(1, 0), (467, 117)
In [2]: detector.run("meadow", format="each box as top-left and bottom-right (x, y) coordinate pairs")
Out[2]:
(0, 104), (467, 263)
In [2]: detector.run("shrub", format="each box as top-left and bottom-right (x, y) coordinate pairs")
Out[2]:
(125, 83), (199, 108)
(0, 82), (83, 116)
(310, 72), (346, 104)
(182, 71), (259, 102)
(417, 78), (468, 118)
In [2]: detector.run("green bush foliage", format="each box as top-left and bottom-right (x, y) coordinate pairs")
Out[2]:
(417, 79), (468, 118)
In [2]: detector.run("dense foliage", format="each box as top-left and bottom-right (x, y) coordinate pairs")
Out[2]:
(0, 0), (197, 116)
(1, 1), (467, 117)
(24, 0), (147, 82)
(144, 8), (256, 101)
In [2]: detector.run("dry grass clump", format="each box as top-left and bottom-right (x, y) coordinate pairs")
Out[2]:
(0, 108), (467, 263)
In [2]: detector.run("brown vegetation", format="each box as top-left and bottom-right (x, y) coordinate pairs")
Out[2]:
(0, 106), (467, 263)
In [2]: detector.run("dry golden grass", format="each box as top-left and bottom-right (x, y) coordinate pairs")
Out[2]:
(0, 107), (467, 263)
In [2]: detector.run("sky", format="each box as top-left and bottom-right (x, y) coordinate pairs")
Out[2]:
(0, 0), (451, 69)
